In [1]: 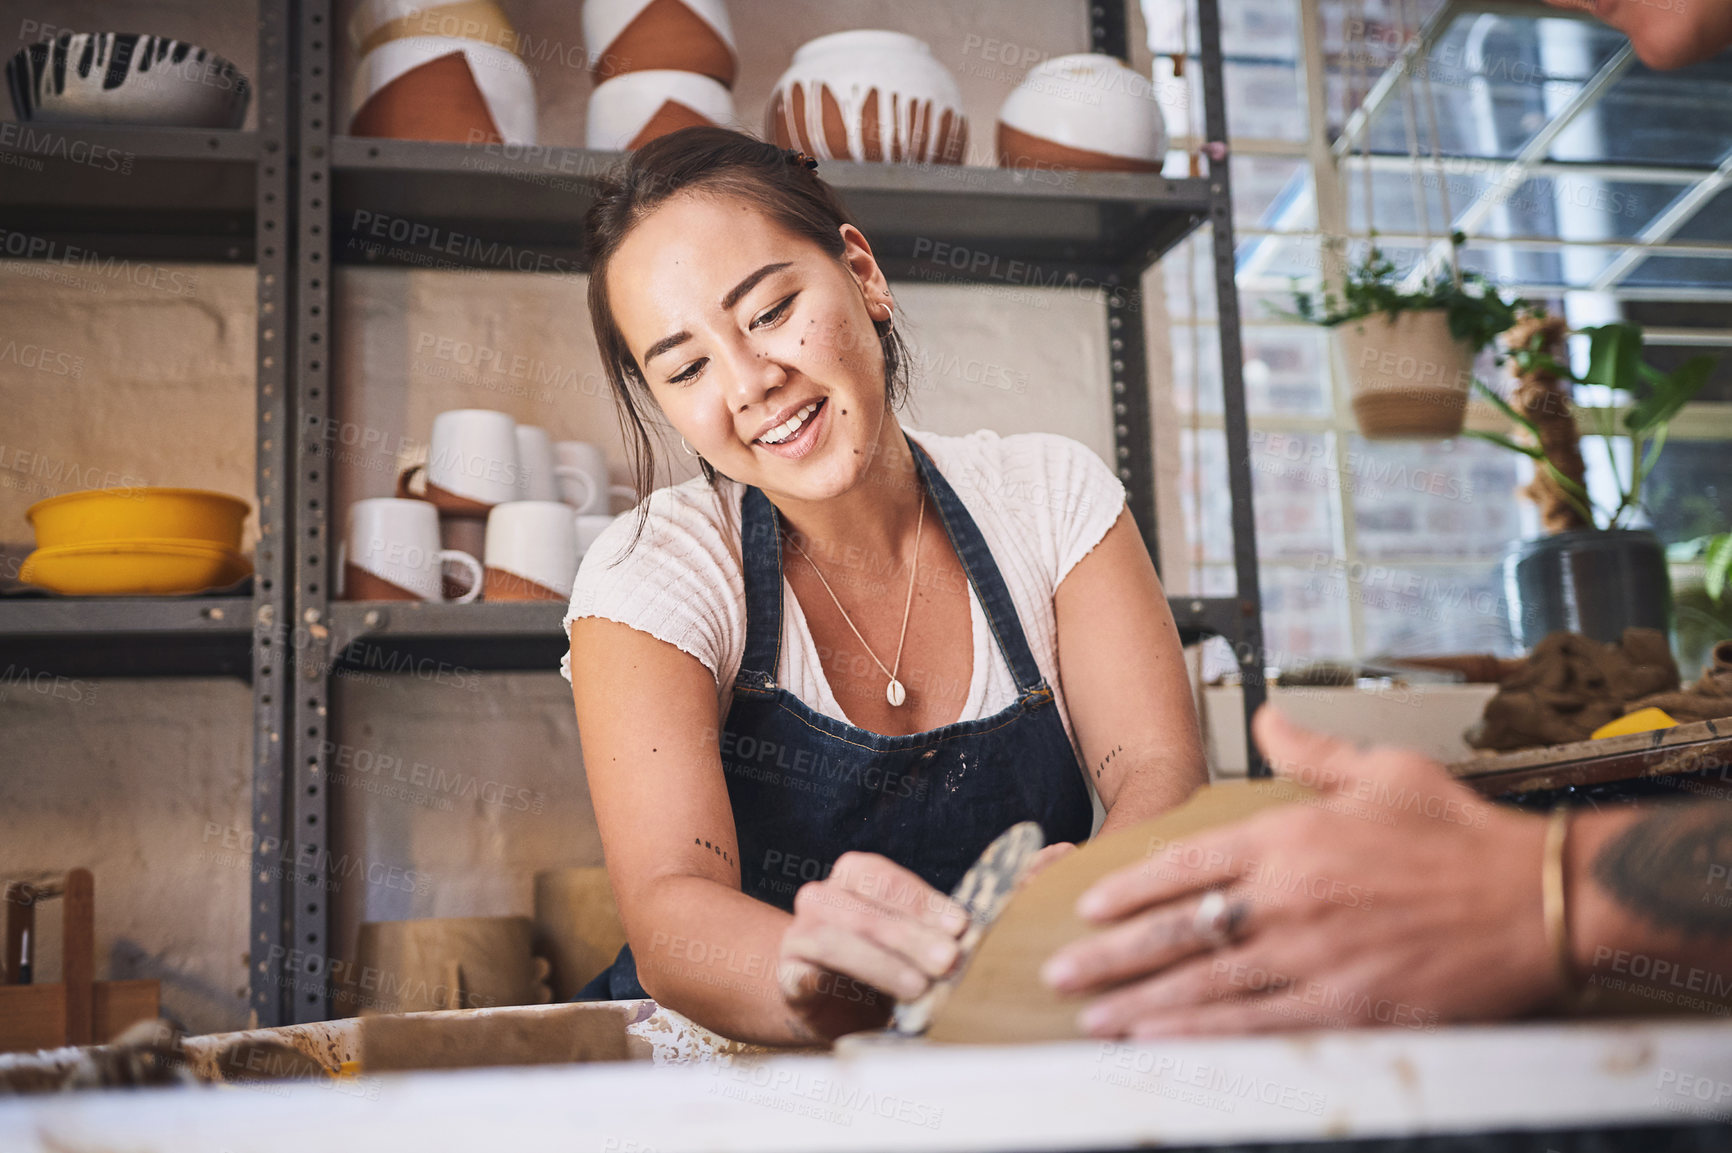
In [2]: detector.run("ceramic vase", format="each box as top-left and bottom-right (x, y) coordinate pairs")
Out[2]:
(996, 53), (1168, 174)
(766, 30), (968, 165)
(583, 0), (736, 88)
(586, 69), (735, 151)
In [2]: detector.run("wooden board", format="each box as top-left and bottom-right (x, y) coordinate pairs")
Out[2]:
(0, 980), (160, 1054)
(357, 1001), (635, 1072)
(1450, 716), (1732, 797)
(925, 781), (1310, 1044)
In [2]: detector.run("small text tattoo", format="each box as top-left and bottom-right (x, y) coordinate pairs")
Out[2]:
(696, 837), (733, 866)
(1095, 744), (1125, 781)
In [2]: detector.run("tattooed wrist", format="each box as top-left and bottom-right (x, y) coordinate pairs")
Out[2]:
(1591, 803), (1732, 937)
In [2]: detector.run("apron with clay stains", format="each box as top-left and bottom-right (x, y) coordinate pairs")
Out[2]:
(577, 438), (1093, 1001)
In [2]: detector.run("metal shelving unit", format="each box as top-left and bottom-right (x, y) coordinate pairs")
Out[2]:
(0, 0), (1265, 1027)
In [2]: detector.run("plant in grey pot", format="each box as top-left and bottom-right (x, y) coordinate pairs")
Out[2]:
(1468, 318), (1720, 649)
(1286, 236), (1527, 440)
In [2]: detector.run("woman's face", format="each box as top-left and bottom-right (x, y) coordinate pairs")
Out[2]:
(606, 191), (896, 502)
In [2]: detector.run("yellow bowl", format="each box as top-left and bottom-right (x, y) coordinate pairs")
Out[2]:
(27, 487), (250, 552)
(19, 539), (253, 596)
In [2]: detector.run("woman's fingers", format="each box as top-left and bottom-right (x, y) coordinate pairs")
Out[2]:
(1042, 891), (1225, 994)
(828, 851), (970, 936)
(1075, 825), (1250, 922)
(1022, 841), (1077, 885)
(793, 878), (961, 978)
(781, 917), (935, 1001)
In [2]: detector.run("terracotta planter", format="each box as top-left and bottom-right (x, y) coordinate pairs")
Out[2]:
(1332, 308), (1474, 440)
(350, 35), (537, 145)
(583, 0), (736, 88)
(586, 69), (735, 151)
(766, 31), (967, 165)
(996, 54), (1167, 174)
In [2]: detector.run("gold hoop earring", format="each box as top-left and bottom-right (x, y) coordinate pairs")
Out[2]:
(872, 301), (892, 321)
(681, 436), (700, 458)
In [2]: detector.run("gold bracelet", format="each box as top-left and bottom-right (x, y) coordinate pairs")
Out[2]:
(1541, 804), (1576, 1007)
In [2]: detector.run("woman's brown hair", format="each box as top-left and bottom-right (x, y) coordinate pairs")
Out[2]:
(583, 125), (911, 547)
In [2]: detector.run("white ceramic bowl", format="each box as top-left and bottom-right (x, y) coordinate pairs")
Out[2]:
(997, 53), (1168, 172)
(5, 32), (249, 127)
(586, 69), (735, 151)
(582, 0), (736, 87)
(350, 35), (537, 146)
(766, 30), (967, 165)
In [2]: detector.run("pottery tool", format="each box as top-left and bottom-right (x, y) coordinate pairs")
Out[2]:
(890, 821), (1044, 1036)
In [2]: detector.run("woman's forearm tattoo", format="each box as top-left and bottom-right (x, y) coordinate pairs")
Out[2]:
(1591, 803), (1732, 936)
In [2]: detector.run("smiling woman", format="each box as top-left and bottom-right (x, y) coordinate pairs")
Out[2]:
(561, 126), (1206, 1045)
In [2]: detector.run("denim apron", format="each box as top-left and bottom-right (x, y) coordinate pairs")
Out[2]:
(578, 439), (1093, 1001)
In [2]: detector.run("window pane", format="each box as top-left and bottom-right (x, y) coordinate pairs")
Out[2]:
(1262, 564), (1355, 667)
(1350, 563), (1517, 657)
(1182, 429), (1341, 572)
(1348, 436), (1525, 560)
(1643, 440), (1732, 545)
(1170, 325), (1332, 419)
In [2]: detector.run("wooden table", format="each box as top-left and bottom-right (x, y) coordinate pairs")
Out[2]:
(2, 1015), (1730, 1151)
(1451, 717), (1732, 799)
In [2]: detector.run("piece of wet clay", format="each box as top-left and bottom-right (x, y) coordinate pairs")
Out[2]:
(924, 781), (1311, 1044)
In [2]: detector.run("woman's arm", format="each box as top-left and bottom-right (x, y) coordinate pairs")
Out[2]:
(570, 617), (967, 1044)
(1054, 507), (1208, 834)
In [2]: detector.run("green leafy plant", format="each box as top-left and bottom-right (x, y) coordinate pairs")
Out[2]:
(1672, 532), (1732, 606)
(1465, 323), (1720, 531)
(1285, 233), (1530, 353)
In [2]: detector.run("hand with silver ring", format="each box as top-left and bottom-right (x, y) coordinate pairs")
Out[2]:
(1191, 888), (1251, 949)
(1039, 706), (1561, 1039)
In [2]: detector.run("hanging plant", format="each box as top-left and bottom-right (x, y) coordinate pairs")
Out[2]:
(1282, 233), (1532, 439)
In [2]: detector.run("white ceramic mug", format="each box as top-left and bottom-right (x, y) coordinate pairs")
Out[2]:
(484, 501), (579, 601)
(400, 408), (520, 513)
(514, 425), (560, 502)
(574, 513), (620, 561)
(341, 497), (482, 602)
(553, 441), (636, 515)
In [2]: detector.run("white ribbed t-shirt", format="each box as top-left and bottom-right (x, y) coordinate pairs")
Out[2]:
(560, 427), (1127, 759)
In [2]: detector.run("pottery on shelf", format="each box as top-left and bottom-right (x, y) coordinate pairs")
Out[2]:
(996, 53), (1167, 174)
(583, 0), (736, 88)
(350, 0), (519, 58)
(5, 32), (250, 127)
(586, 69), (735, 151)
(350, 35), (537, 145)
(766, 30), (967, 165)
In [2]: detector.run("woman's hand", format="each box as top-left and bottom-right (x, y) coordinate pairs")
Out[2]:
(777, 851), (970, 1040)
(1022, 842), (1078, 886)
(1040, 707), (1560, 1038)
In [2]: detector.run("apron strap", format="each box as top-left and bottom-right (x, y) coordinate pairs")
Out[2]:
(737, 484), (785, 684)
(908, 440), (1047, 696)
(735, 434), (1049, 696)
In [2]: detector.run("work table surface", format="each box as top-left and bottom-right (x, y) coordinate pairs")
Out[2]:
(4, 1016), (1731, 1151)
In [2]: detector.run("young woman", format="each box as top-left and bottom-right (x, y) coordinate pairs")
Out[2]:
(562, 126), (1205, 1045)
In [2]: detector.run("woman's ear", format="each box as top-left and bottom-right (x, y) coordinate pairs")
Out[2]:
(839, 223), (891, 308)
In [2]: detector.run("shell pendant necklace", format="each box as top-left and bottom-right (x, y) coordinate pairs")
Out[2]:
(784, 484), (925, 707)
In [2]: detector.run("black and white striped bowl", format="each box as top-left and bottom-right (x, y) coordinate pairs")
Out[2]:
(6, 32), (250, 127)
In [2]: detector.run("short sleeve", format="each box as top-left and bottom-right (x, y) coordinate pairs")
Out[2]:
(558, 484), (744, 686)
(1044, 434), (1129, 585)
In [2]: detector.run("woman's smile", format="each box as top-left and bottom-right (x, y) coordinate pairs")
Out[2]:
(752, 396), (828, 458)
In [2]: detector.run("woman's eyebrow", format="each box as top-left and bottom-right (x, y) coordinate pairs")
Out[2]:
(643, 329), (691, 364)
(720, 262), (793, 310)
(642, 262), (795, 366)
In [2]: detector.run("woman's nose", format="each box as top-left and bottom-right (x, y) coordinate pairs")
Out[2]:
(720, 342), (790, 413)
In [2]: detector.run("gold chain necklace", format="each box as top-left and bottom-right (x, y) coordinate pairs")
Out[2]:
(783, 485), (925, 707)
